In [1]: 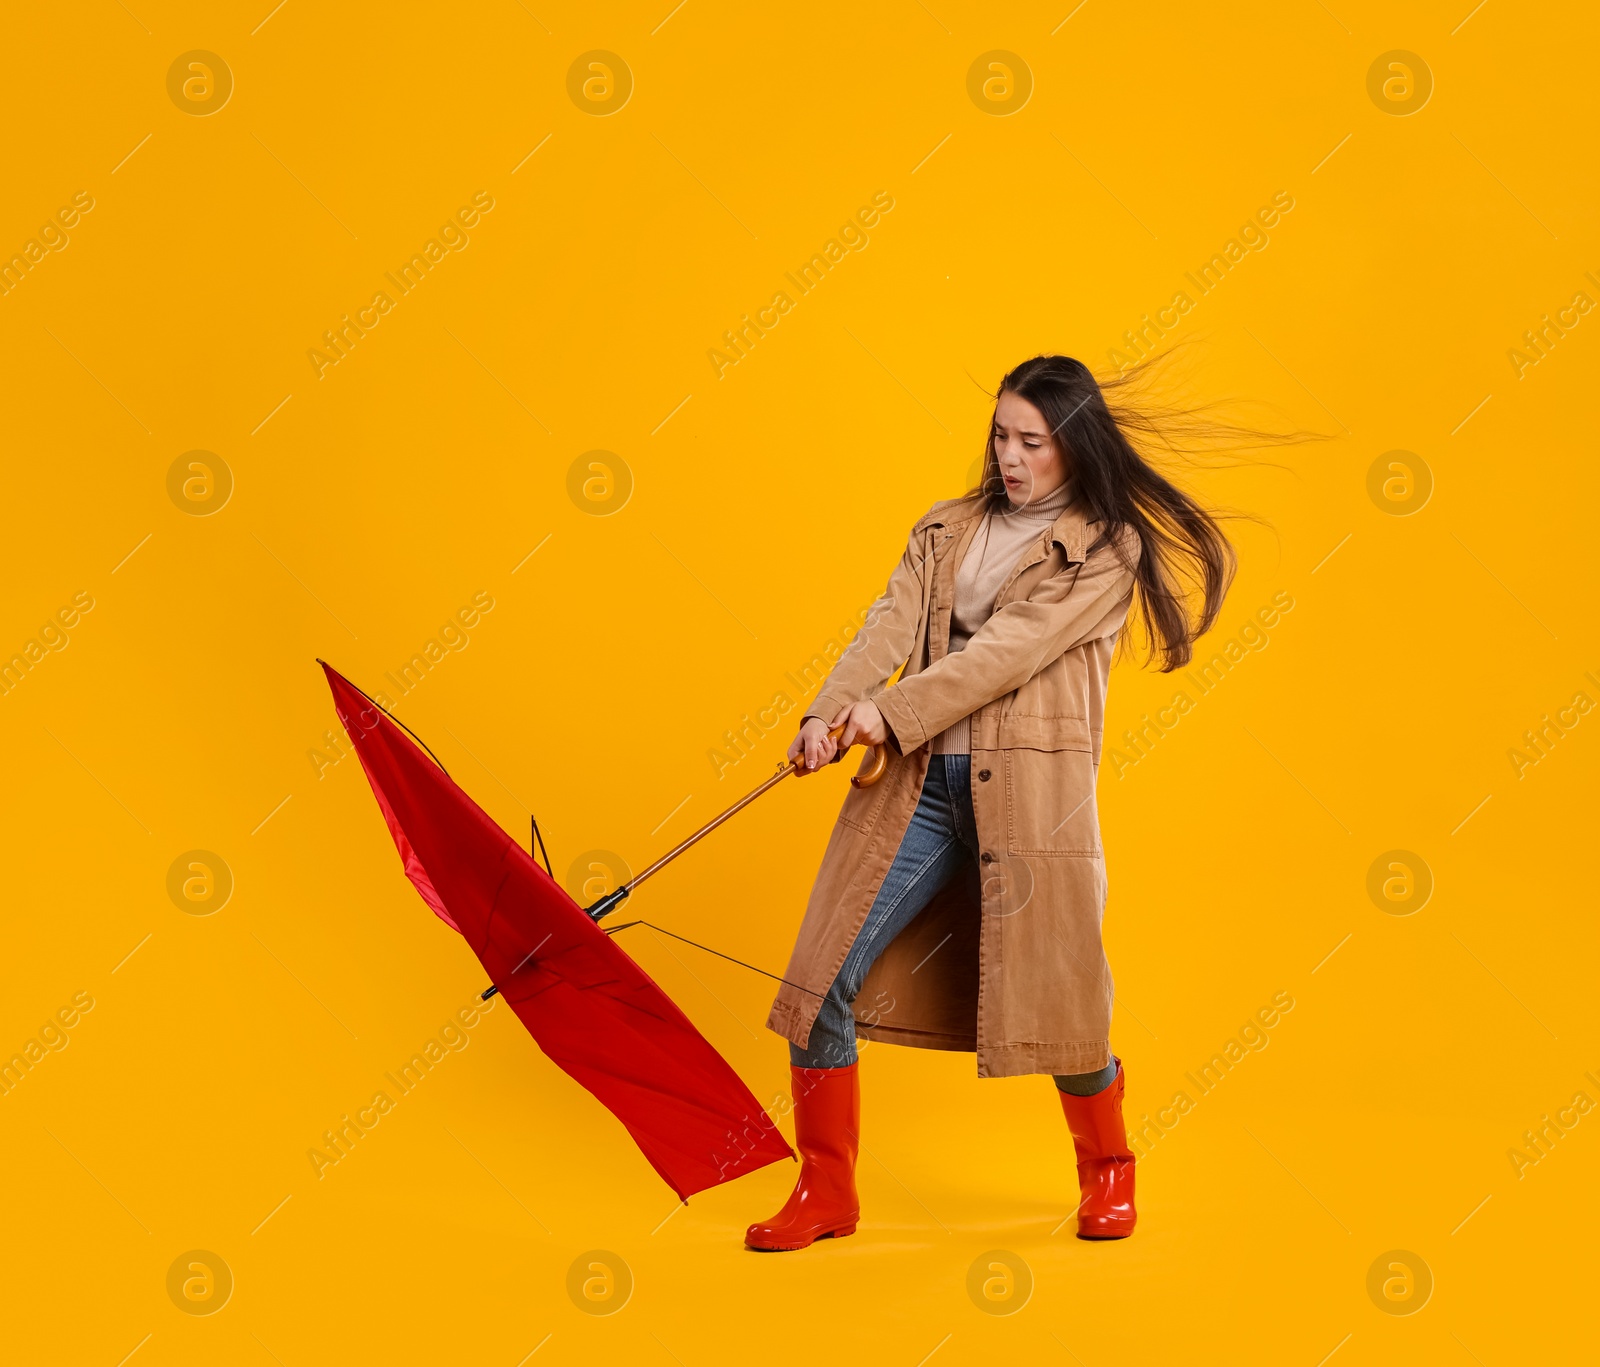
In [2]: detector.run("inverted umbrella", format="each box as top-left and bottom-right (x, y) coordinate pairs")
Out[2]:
(319, 661), (884, 1200)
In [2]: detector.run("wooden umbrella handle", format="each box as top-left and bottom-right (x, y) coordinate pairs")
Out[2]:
(800, 721), (888, 788)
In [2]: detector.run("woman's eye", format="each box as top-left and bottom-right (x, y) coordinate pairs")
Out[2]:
(1024, 442), (1040, 449)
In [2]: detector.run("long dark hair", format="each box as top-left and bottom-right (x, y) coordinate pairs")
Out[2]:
(969, 352), (1261, 673)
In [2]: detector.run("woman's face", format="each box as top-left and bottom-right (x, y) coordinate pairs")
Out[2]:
(992, 390), (1068, 508)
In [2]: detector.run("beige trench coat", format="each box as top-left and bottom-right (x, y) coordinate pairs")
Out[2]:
(765, 490), (1139, 1077)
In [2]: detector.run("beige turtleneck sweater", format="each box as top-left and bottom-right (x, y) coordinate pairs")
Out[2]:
(930, 477), (1075, 755)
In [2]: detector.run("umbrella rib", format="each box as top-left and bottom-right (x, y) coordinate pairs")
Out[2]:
(530, 816), (553, 879)
(318, 661), (451, 775)
(606, 919), (824, 997)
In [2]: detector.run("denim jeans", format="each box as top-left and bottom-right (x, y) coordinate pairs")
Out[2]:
(791, 752), (1118, 1094)
(789, 753), (979, 1070)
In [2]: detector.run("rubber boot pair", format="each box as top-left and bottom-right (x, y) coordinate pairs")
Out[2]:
(745, 1063), (859, 1251)
(1058, 1059), (1137, 1238)
(744, 1057), (1136, 1249)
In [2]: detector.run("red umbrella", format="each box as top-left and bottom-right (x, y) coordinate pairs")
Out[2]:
(319, 661), (883, 1201)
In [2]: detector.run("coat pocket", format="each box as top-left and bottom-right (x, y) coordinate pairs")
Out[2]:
(835, 749), (902, 832)
(1003, 746), (1102, 857)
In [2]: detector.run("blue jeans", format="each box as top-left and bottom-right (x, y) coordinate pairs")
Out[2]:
(792, 753), (1118, 1095)
(792, 753), (982, 1070)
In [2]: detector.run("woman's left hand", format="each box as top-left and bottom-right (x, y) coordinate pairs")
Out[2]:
(833, 699), (888, 750)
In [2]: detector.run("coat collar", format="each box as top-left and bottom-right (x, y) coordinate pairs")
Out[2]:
(914, 490), (1093, 565)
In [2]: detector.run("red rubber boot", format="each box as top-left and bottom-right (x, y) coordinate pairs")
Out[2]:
(1058, 1060), (1137, 1239)
(745, 1064), (860, 1251)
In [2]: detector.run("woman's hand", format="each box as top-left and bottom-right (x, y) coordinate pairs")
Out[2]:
(789, 701), (889, 776)
(788, 716), (838, 775)
(835, 699), (888, 750)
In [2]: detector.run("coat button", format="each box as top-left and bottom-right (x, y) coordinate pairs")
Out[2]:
(980, 852), (994, 864)
(977, 768), (991, 781)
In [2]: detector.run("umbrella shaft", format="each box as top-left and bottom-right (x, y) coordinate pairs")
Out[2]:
(481, 760), (806, 998)
(618, 763), (797, 900)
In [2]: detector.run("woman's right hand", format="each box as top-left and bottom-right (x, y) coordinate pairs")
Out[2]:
(788, 716), (839, 775)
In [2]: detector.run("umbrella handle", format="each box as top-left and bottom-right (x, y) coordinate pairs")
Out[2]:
(808, 722), (888, 789)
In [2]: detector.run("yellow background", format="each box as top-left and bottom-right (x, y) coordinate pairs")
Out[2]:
(3, 0), (1595, 1362)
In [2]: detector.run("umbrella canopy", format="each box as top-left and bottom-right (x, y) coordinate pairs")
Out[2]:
(321, 662), (794, 1200)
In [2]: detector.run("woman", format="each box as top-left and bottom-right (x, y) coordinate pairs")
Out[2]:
(746, 354), (1236, 1252)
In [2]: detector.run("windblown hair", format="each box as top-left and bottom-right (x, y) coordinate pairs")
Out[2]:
(970, 352), (1279, 672)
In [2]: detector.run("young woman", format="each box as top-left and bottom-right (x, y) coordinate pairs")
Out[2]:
(746, 353), (1236, 1252)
